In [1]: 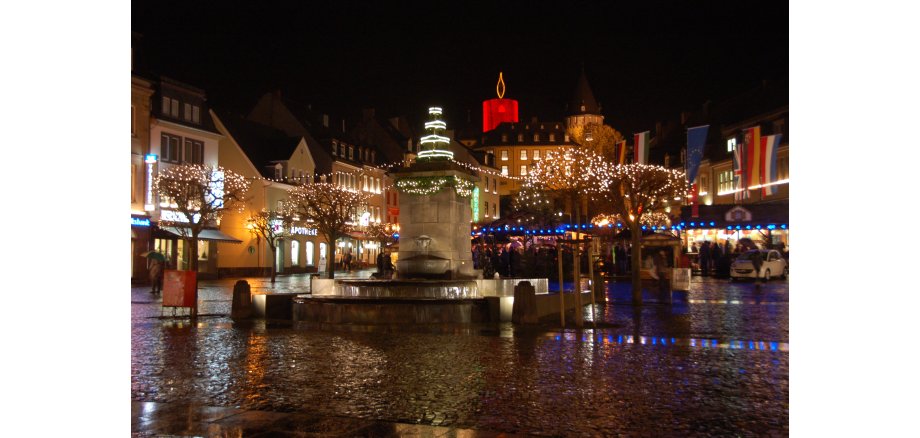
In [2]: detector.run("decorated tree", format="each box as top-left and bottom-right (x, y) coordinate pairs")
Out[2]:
(567, 123), (625, 163)
(285, 182), (370, 279)
(515, 147), (608, 326)
(154, 164), (250, 274)
(598, 163), (688, 305)
(364, 222), (398, 249)
(246, 208), (295, 284)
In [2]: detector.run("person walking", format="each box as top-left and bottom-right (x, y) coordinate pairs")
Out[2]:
(149, 258), (163, 294)
(699, 241), (711, 276)
(750, 249), (764, 285)
(653, 249), (671, 303)
(711, 242), (722, 273)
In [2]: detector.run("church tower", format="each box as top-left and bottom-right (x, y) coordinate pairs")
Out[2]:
(565, 68), (604, 130)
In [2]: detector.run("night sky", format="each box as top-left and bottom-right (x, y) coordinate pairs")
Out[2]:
(132, 1), (788, 136)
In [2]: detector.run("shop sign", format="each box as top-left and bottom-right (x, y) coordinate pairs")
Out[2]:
(131, 217), (150, 227)
(725, 206), (752, 222)
(161, 209), (200, 223)
(290, 226), (318, 236)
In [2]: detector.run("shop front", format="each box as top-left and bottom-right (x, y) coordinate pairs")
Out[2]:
(131, 215), (153, 283)
(680, 203), (789, 253)
(152, 225), (243, 279)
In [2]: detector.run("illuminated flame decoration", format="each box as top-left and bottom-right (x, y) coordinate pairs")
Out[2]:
(496, 72), (506, 99)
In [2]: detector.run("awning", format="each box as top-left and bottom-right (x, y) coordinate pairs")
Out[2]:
(160, 227), (243, 243)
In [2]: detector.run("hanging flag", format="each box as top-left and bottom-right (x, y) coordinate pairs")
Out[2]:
(614, 140), (627, 164)
(634, 131), (650, 164)
(686, 125), (709, 184)
(761, 134), (782, 196)
(732, 138), (745, 202)
(744, 126), (761, 191)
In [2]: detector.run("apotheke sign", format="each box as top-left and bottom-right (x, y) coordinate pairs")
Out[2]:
(291, 226), (318, 236)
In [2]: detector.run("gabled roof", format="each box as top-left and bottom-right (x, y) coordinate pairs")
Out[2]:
(215, 111), (305, 179)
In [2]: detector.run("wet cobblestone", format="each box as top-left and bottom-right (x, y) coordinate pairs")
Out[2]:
(132, 274), (788, 436)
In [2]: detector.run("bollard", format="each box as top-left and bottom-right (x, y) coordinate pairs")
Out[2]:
(512, 281), (538, 325)
(231, 280), (252, 319)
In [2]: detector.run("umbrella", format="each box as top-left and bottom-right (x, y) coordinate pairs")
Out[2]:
(141, 250), (166, 262)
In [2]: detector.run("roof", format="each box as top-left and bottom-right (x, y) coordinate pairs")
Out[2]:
(478, 120), (575, 147)
(569, 69), (601, 116)
(215, 111), (305, 179)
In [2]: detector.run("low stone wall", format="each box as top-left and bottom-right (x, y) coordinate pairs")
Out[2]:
(293, 296), (497, 324)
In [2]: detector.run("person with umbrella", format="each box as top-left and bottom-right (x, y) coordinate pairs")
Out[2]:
(143, 251), (166, 294)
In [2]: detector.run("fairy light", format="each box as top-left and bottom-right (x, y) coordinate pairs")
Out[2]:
(154, 163), (251, 231)
(417, 106), (454, 161)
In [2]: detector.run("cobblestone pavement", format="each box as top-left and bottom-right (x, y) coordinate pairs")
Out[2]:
(132, 274), (788, 436)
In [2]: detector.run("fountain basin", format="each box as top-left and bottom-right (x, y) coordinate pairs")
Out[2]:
(293, 296), (499, 324)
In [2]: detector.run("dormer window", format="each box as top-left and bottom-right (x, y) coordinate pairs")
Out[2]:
(501, 134), (508, 143)
(348, 146), (354, 160)
(534, 134), (540, 142)
(274, 164), (283, 180)
(161, 96), (179, 118)
(332, 143), (337, 156)
(517, 134), (523, 142)
(549, 133), (555, 142)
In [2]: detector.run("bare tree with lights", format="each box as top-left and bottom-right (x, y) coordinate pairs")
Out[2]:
(364, 222), (398, 250)
(516, 147), (608, 327)
(285, 182), (370, 279)
(154, 164), (251, 274)
(598, 163), (688, 305)
(246, 208), (295, 284)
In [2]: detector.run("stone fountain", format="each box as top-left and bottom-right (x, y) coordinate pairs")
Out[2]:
(295, 107), (550, 325)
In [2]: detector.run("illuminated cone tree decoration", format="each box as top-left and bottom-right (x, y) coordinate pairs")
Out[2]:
(284, 182), (370, 279)
(154, 163), (250, 274)
(597, 163), (688, 305)
(417, 107), (453, 161)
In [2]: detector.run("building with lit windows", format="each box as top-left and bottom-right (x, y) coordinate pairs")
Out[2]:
(145, 77), (241, 279)
(246, 91), (389, 268)
(211, 111), (323, 277)
(130, 72), (155, 282)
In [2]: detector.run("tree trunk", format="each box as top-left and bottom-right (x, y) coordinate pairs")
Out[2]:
(268, 242), (277, 284)
(572, 194), (583, 327)
(630, 224), (643, 306)
(326, 237), (336, 279)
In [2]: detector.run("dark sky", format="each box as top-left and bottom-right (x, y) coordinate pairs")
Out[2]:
(132, 1), (788, 136)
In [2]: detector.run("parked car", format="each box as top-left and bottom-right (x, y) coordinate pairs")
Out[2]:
(730, 249), (788, 280)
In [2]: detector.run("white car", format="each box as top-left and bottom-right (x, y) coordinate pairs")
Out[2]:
(730, 250), (788, 281)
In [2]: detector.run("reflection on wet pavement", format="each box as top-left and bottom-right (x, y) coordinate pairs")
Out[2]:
(132, 274), (788, 436)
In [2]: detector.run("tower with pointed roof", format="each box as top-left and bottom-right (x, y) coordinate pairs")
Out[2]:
(566, 68), (605, 131)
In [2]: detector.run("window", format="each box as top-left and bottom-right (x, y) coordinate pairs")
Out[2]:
(517, 134), (523, 142)
(520, 165), (527, 176)
(161, 133), (181, 162)
(520, 150), (528, 160)
(565, 134), (570, 142)
(161, 96), (180, 117)
(493, 204), (498, 218)
(484, 176), (489, 191)
(319, 243), (326, 264)
(131, 105), (136, 136)
(727, 138), (736, 152)
(501, 150), (508, 161)
(274, 164), (283, 180)
(501, 134), (508, 143)
(291, 240), (300, 266)
(340, 144), (346, 157)
(192, 105), (200, 124)
(700, 173), (709, 194)
(184, 139), (203, 164)
(348, 146), (354, 160)
(184, 103), (192, 121)
(533, 150), (540, 160)
(492, 179), (496, 193)
(306, 242), (315, 265)
(131, 164), (137, 202)
(484, 201), (489, 217)
(718, 170), (733, 193)
(549, 133), (555, 142)
(534, 134), (540, 142)
(501, 166), (509, 176)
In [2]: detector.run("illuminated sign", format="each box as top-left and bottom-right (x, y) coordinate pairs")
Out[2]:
(131, 217), (150, 227)
(290, 226), (318, 236)
(144, 155), (157, 211)
(160, 209), (200, 224)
